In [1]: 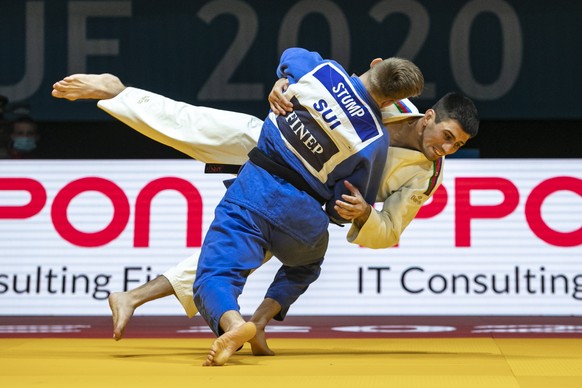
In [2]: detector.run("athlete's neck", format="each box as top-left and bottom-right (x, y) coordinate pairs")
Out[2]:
(387, 118), (422, 151)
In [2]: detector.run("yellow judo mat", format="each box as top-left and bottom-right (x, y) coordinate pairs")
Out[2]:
(1, 338), (581, 387)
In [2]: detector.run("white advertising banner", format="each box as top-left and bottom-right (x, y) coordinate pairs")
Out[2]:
(0, 159), (581, 316)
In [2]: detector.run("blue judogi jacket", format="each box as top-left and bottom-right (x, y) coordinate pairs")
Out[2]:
(223, 47), (389, 248)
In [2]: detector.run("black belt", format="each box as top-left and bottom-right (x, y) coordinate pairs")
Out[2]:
(248, 147), (326, 205)
(204, 163), (241, 175)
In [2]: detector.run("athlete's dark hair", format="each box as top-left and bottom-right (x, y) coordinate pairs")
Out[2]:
(432, 92), (479, 138)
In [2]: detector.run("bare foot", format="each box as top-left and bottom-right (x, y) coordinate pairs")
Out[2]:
(203, 322), (256, 366)
(249, 326), (275, 356)
(51, 73), (126, 101)
(108, 292), (136, 341)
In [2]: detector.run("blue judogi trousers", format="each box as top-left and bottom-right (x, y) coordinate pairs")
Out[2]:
(193, 199), (327, 336)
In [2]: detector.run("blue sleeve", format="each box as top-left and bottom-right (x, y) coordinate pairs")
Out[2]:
(276, 47), (325, 84)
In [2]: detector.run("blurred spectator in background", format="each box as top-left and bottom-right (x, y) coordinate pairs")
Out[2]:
(0, 96), (41, 159)
(6, 117), (41, 159)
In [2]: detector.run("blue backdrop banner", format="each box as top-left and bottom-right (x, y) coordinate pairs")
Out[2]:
(0, 0), (580, 120)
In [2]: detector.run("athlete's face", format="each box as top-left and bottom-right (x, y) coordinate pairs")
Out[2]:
(419, 111), (470, 161)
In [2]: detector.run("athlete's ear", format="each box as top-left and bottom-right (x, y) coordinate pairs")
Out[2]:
(369, 58), (382, 68)
(423, 109), (435, 125)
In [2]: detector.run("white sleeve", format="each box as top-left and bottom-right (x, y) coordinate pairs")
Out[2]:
(347, 167), (443, 249)
(346, 186), (426, 249)
(97, 87), (263, 165)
